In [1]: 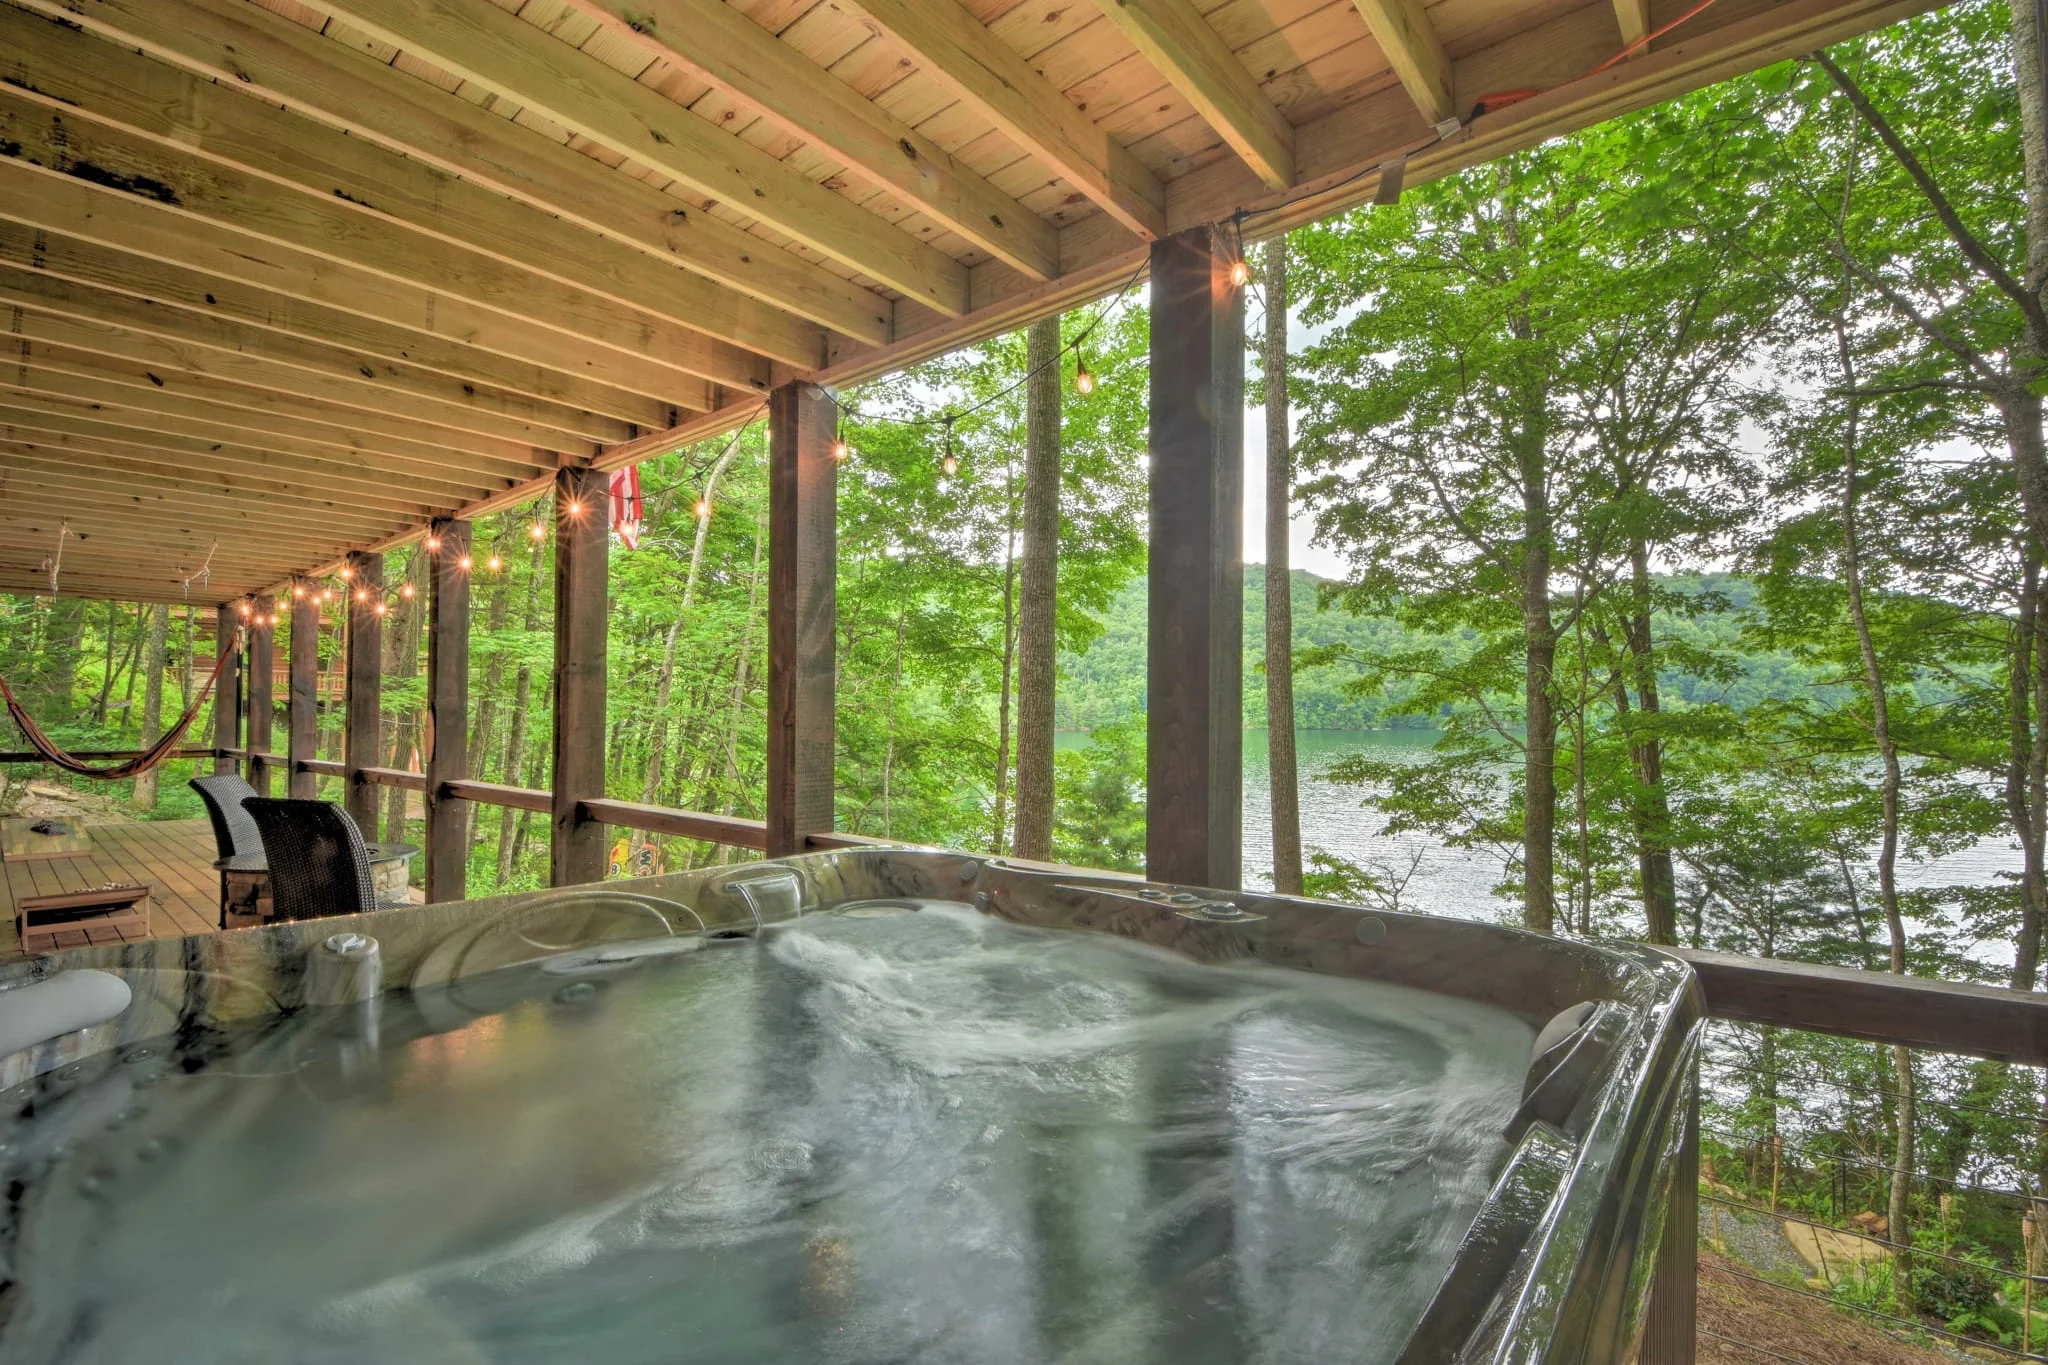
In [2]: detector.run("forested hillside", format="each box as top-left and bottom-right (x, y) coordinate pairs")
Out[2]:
(1056, 569), (1870, 732)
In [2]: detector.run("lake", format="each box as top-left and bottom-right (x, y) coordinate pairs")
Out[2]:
(1166, 729), (2019, 933)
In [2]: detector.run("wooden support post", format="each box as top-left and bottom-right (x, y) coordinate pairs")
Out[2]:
(1642, 1068), (1699, 1365)
(1145, 224), (1245, 890)
(211, 604), (242, 775)
(288, 582), (319, 800)
(424, 518), (471, 902)
(550, 467), (608, 887)
(245, 593), (274, 793)
(343, 549), (383, 835)
(766, 380), (837, 858)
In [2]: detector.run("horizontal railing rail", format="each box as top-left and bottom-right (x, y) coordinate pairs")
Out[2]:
(0, 746), (233, 764)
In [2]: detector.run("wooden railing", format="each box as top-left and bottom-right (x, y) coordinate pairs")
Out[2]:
(1641, 954), (2048, 1365)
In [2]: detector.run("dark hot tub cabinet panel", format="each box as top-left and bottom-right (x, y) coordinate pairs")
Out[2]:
(0, 849), (1699, 1364)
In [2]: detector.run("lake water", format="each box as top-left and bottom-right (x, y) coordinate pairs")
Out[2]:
(1221, 730), (2017, 930)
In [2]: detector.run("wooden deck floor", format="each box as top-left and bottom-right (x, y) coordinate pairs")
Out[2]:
(2, 818), (221, 956)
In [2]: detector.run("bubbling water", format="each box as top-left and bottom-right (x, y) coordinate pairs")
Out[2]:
(0, 901), (1533, 1364)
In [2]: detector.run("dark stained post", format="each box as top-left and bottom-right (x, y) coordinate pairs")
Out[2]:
(766, 380), (836, 858)
(1146, 224), (1245, 890)
(245, 593), (275, 793)
(1641, 1071), (1699, 1365)
(343, 549), (383, 835)
(288, 581), (319, 800)
(424, 519), (471, 902)
(551, 467), (608, 886)
(212, 604), (242, 775)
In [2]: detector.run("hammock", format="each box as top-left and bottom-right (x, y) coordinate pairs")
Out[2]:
(0, 627), (243, 780)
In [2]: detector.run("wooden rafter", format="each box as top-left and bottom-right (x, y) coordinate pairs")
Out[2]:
(1088, 0), (1295, 190)
(15, 0), (890, 346)
(842, 0), (1169, 241)
(0, 274), (614, 453)
(563, 0), (1060, 281)
(1348, 0), (1457, 125)
(309, 0), (972, 316)
(0, 108), (736, 405)
(0, 4), (811, 377)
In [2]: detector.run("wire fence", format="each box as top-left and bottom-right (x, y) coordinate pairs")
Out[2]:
(1685, 1024), (2048, 1365)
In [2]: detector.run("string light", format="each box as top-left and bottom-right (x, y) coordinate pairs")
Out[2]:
(238, 602), (252, 620)
(940, 414), (958, 478)
(530, 519), (546, 540)
(694, 498), (711, 520)
(291, 583), (305, 600)
(426, 535), (441, 553)
(487, 553), (503, 572)
(400, 583), (416, 600)
(832, 410), (851, 461)
(567, 499), (583, 517)
(1074, 352), (1095, 395)
(458, 554), (473, 572)
(340, 564), (353, 580)
(374, 601), (387, 618)
(1229, 257), (1250, 288)
(354, 588), (368, 603)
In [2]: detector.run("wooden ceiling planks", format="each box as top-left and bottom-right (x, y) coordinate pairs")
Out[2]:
(0, 0), (1947, 602)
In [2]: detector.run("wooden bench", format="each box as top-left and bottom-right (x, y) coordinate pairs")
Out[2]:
(16, 884), (152, 954)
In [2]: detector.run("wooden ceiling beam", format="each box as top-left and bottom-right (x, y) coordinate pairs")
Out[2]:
(0, 411), (501, 512)
(562, 0), (1059, 281)
(0, 6), (820, 374)
(1087, 0), (1294, 190)
(0, 460), (412, 538)
(17, 0), (892, 347)
(1613, 0), (1653, 51)
(310, 0), (971, 316)
(843, 0), (1166, 241)
(1347, 0), (1456, 125)
(15, 345), (561, 476)
(0, 226), (666, 439)
(0, 383), (548, 489)
(0, 124), (726, 408)
(0, 519), (334, 564)
(0, 275), (610, 456)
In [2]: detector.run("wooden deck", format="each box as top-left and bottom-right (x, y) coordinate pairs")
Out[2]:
(2, 819), (221, 956)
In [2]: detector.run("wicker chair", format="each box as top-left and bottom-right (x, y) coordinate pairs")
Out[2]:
(242, 798), (377, 922)
(190, 773), (264, 861)
(191, 774), (265, 927)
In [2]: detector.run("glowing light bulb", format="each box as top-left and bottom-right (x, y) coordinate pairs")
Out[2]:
(530, 521), (546, 540)
(941, 452), (959, 477)
(1074, 357), (1095, 395)
(354, 588), (368, 603)
(1229, 258), (1249, 287)
(374, 601), (387, 617)
(292, 584), (305, 599)
(832, 438), (850, 461)
(238, 603), (251, 619)
(341, 564), (353, 580)
(694, 499), (710, 520)
(426, 535), (441, 552)
(488, 554), (503, 572)
(458, 554), (473, 572)
(568, 499), (583, 516)
(400, 583), (415, 600)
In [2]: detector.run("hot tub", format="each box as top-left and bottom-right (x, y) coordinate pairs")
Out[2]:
(0, 849), (1699, 1364)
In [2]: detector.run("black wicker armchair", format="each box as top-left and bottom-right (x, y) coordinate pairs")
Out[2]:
(191, 774), (265, 927)
(242, 798), (377, 922)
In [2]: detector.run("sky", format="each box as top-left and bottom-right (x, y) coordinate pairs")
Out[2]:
(1242, 292), (1350, 578)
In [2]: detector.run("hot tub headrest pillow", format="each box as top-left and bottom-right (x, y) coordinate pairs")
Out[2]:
(0, 970), (133, 1060)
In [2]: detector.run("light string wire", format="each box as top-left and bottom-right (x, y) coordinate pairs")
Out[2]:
(826, 251), (1155, 438)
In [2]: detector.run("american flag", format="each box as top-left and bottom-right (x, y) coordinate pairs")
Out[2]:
(609, 466), (643, 550)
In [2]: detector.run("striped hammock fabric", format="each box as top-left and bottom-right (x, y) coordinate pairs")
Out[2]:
(0, 628), (242, 780)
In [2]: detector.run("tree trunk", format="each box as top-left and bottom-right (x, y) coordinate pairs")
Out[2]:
(1012, 314), (1062, 861)
(382, 548), (424, 845)
(467, 556), (515, 856)
(1837, 305), (1914, 1311)
(1625, 547), (1680, 943)
(92, 600), (118, 724)
(130, 603), (170, 812)
(881, 603), (907, 840)
(721, 513), (768, 814)
(119, 602), (147, 731)
(494, 542), (547, 887)
(989, 498), (1020, 855)
(1521, 467), (1558, 935)
(2013, 550), (2048, 989)
(1264, 238), (1304, 895)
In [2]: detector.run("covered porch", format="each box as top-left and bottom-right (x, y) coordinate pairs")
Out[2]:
(1, 0), (2040, 1360)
